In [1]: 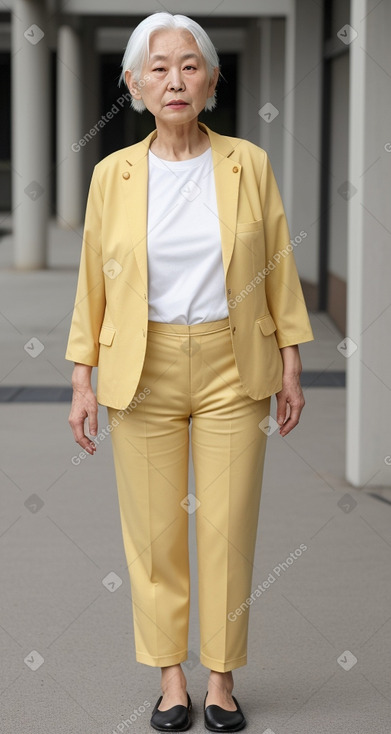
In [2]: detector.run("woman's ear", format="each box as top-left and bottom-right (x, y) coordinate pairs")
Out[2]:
(208, 66), (220, 97)
(125, 70), (142, 100)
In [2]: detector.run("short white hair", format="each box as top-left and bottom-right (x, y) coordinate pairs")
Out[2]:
(119, 12), (220, 113)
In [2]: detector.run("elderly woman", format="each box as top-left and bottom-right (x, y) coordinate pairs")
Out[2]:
(66, 11), (314, 733)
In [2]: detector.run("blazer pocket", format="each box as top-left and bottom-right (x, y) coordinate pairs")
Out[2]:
(256, 313), (277, 336)
(236, 218), (264, 233)
(98, 325), (116, 346)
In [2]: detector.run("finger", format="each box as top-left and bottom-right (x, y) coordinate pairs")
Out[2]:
(276, 394), (289, 426)
(69, 415), (97, 453)
(88, 408), (98, 436)
(78, 436), (96, 456)
(72, 425), (96, 452)
(279, 402), (303, 436)
(78, 435), (97, 454)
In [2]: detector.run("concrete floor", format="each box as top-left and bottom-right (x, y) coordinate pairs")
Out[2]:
(1, 219), (391, 733)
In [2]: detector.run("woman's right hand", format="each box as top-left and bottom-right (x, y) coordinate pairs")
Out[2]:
(68, 363), (98, 455)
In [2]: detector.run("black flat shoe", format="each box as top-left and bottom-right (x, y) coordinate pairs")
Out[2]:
(204, 691), (246, 732)
(150, 691), (192, 732)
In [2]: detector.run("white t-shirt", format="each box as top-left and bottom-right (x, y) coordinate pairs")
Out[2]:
(146, 146), (229, 324)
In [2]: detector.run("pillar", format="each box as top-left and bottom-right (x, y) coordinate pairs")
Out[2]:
(283, 0), (322, 285)
(346, 0), (391, 486)
(11, 0), (49, 269)
(57, 24), (83, 228)
(236, 22), (261, 144)
(258, 17), (285, 185)
(80, 20), (100, 204)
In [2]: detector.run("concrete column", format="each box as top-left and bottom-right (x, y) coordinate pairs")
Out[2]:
(11, 0), (49, 269)
(81, 20), (100, 204)
(346, 0), (391, 487)
(57, 24), (83, 228)
(283, 0), (322, 284)
(258, 17), (285, 186)
(258, 18), (272, 153)
(236, 23), (261, 145)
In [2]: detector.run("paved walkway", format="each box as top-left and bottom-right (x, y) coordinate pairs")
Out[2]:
(1, 220), (390, 733)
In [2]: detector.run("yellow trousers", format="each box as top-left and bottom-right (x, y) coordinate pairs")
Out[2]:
(107, 317), (271, 672)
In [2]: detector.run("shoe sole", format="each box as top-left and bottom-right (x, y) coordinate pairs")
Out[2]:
(204, 723), (246, 733)
(150, 720), (191, 733)
(150, 726), (191, 732)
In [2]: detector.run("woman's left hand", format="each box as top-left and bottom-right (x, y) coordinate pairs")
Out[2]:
(275, 345), (305, 437)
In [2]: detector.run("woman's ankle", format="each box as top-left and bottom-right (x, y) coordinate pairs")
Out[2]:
(161, 663), (187, 688)
(208, 669), (234, 691)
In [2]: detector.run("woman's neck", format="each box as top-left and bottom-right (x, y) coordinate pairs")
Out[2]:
(149, 119), (210, 160)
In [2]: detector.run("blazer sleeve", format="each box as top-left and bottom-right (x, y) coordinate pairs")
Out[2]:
(65, 166), (106, 366)
(259, 152), (314, 348)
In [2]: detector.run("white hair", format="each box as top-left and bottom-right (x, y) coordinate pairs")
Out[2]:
(119, 12), (220, 113)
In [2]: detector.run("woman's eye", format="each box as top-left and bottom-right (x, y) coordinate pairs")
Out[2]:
(153, 66), (195, 72)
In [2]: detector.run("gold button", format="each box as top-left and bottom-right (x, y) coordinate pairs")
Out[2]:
(122, 171), (130, 180)
(232, 166), (239, 173)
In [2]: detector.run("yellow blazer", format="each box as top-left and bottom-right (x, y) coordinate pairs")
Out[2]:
(65, 122), (314, 409)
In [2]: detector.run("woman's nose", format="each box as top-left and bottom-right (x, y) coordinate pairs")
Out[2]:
(168, 73), (185, 92)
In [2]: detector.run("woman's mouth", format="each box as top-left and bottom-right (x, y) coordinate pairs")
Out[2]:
(166, 100), (189, 109)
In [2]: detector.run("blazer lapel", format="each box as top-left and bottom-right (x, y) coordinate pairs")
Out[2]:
(202, 123), (242, 280)
(120, 131), (154, 290)
(120, 123), (241, 290)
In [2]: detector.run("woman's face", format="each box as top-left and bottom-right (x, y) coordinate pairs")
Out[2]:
(125, 28), (219, 124)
